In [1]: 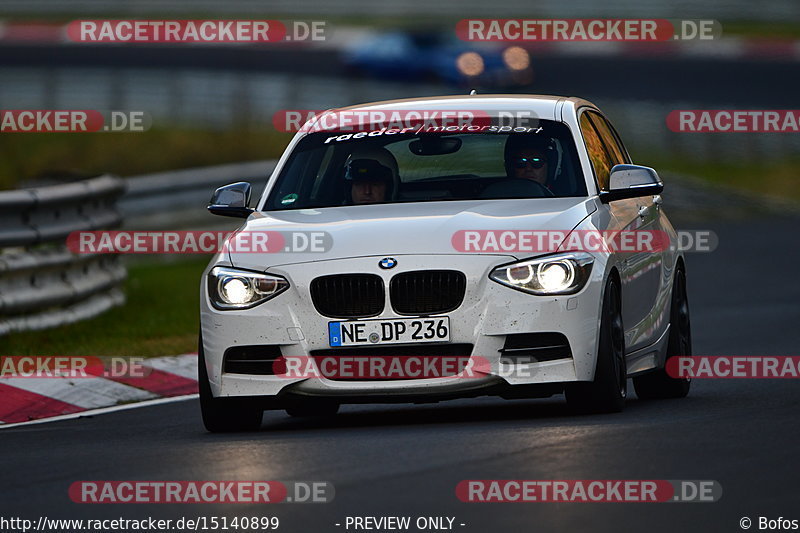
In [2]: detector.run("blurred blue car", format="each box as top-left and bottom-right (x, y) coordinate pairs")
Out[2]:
(342, 30), (531, 88)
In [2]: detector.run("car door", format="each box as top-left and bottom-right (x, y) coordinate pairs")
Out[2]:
(595, 113), (671, 347)
(579, 110), (662, 353)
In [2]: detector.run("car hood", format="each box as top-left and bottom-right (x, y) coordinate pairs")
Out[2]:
(229, 198), (597, 270)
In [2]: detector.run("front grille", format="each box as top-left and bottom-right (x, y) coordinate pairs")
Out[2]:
(390, 270), (466, 315)
(223, 345), (283, 375)
(499, 332), (572, 363)
(310, 274), (385, 318)
(311, 344), (474, 381)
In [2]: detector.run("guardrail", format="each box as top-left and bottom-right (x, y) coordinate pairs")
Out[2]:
(120, 160), (275, 229)
(2, 66), (797, 162)
(0, 175), (127, 336)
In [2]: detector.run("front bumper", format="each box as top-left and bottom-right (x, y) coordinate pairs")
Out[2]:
(200, 254), (604, 401)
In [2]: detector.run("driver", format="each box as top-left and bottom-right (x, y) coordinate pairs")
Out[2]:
(504, 136), (554, 188)
(345, 158), (393, 204)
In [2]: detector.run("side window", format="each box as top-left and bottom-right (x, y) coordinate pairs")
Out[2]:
(587, 112), (630, 166)
(267, 145), (335, 209)
(579, 113), (614, 191)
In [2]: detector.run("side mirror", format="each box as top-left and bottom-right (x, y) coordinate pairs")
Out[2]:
(208, 182), (254, 218)
(599, 164), (664, 203)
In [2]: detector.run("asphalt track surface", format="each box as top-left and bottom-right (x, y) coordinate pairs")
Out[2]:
(2, 213), (799, 533)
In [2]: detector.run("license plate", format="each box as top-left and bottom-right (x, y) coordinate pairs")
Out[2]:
(329, 317), (450, 347)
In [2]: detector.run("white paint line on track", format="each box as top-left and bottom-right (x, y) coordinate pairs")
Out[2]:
(0, 394), (198, 429)
(0, 376), (158, 409)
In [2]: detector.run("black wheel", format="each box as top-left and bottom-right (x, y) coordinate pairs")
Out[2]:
(566, 277), (627, 413)
(633, 267), (692, 399)
(285, 400), (340, 418)
(198, 338), (263, 432)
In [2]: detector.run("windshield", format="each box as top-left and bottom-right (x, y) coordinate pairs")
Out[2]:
(264, 120), (587, 210)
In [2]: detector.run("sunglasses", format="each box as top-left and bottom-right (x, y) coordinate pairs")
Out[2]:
(513, 157), (546, 169)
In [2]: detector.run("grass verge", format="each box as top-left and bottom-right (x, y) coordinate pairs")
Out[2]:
(639, 155), (800, 202)
(0, 127), (292, 190)
(4, 128), (798, 201)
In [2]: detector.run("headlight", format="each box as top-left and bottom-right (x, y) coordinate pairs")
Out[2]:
(208, 266), (289, 310)
(489, 252), (594, 295)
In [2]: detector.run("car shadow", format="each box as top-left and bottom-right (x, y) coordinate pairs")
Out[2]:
(245, 392), (688, 434)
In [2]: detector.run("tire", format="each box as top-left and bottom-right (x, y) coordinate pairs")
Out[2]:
(566, 277), (627, 414)
(633, 267), (692, 399)
(198, 338), (263, 432)
(285, 400), (340, 418)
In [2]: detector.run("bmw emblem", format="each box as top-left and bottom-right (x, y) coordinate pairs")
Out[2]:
(379, 257), (397, 269)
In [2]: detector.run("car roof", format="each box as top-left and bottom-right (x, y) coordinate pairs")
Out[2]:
(324, 94), (599, 122)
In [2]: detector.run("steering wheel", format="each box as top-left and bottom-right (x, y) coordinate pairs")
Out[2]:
(528, 179), (555, 198)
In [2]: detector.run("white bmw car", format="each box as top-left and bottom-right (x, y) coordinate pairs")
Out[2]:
(199, 95), (691, 432)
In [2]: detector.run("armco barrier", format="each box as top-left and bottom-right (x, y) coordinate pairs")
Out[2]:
(120, 160), (275, 229)
(0, 175), (127, 336)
